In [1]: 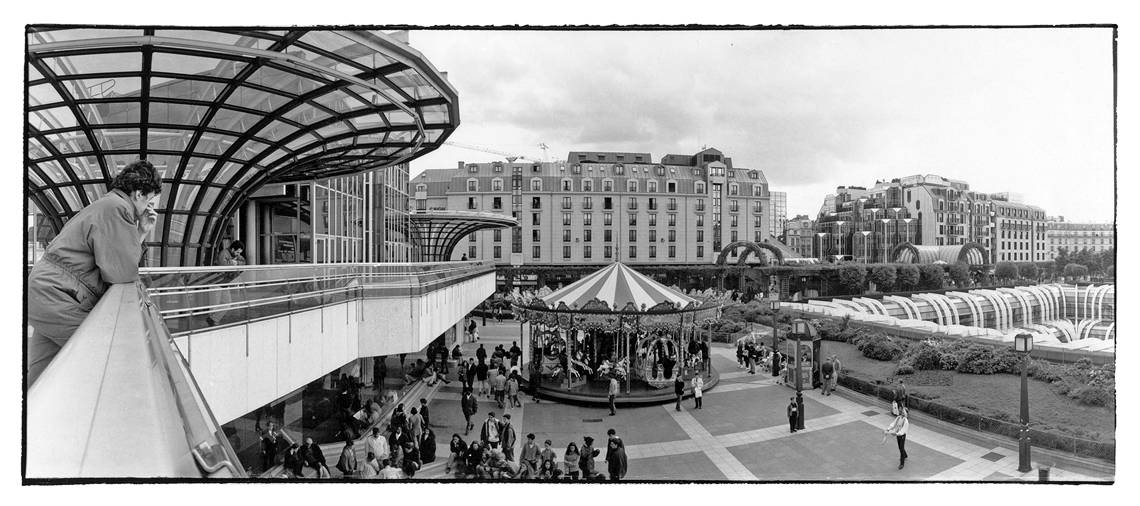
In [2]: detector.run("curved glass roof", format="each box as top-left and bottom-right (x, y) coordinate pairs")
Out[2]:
(26, 28), (459, 266)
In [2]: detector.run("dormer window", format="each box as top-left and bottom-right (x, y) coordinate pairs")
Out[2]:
(468, 164), (479, 173)
(614, 164), (625, 175)
(466, 178), (478, 192)
(655, 165), (666, 177)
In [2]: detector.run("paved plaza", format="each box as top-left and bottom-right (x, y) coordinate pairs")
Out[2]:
(417, 320), (1112, 482)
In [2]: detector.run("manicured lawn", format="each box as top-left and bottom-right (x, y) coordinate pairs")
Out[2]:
(821, 341), (1115, 443)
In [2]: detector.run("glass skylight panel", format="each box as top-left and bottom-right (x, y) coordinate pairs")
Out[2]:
(224, 85), (287, 114)
(29, 106), (77, 131)
(150, 77), (221, 103)
(147, 129), (194, 154)
(192, 132), (238, 157)
(78, 100), (141, 126)
(152, 52), (247, 80)
(148, 102), (208, 126)
(36, 159), (69, 184)
(174, 183), (201, 209)
(93, 127), (141, 151)
(27, 138), (50, 161)
(254, 119), (299, 142)
(43, 51), (141, 77)
(44, 130), (93, 156)
(63, 154), (102, 181)
(208, 107), (265, 134)
(29, 28), (142, 44)
(28, 83), (64, 107)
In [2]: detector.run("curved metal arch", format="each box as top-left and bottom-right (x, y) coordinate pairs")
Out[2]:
(714, 240), (785, 266)
(27, 28), (459, 266)
(890, 242), (920, 263)
(408, 211), (518, 262)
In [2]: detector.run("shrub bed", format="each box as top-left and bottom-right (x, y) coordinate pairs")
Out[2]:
(816, 320), (1116, 409)
(838, 374), (1115, 461)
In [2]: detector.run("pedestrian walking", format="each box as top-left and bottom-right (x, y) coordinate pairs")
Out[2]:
(408, 407), (424, 449)
(418, 398), (431, 428)
(605, 429), (628, 481)
(700, 339), (710, 377)
(365, 427), (390, 463)
(457, 360), (469, 391)
(895, 380), (909, 410)
(480, 411), (501, 449)
(787, 397), (799, 433)
(465, 358), (477, 390)
(509, 341), (522, 368)
(673, 375), (685, 411)
(736, 339), (746, 368)
(336, 440), (358, 478)
(492, 369), (508, 409)
(499, 413), (517, 461)
(461, 389), (478, 435)
(831, 355), (842, 392)
(506, 372), (521, 408)
(691, 374), (704, 409)
(476, 360), (490, 396)
(26, 160), (162, 387)
(608, 376), (620, 416)
(885, 408), (910, 469)
(821, 357), (835, 396)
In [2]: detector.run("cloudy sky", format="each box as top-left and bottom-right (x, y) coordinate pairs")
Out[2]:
(406, 28), (1114, 222)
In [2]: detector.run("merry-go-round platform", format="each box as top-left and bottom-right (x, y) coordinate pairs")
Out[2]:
(512, 262), (731, 407)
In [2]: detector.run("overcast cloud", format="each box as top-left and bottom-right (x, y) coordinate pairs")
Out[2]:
(407, 28), (1114, 222)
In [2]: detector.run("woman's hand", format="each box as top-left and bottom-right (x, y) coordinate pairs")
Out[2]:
(138, 207), (158, 240)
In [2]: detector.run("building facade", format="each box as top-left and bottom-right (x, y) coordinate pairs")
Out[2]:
(412, 147), (777, 265)
(770, 191), (787, 241)
(784, 214), (815, 258)
(1045, 219), (1115, 259)
(812, 174), (1048, 264)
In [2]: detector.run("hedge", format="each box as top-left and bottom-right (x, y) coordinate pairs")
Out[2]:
(838, 374), (1114, 462)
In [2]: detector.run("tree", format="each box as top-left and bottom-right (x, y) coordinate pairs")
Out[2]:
(868, 264), (897, 292)
(1054, 247), (1071, 273)
(837, 265), (866, 294)
(896, 264), (920, 291)
(995, 262), (1019, 282)
(918, 264), (945, 290)
(1018, 262), (1039, 280)
(1063, 263), (1089, 280)
(948, 263), (971, 287)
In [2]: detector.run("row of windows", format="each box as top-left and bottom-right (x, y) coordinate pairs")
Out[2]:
(456, 177), (766, 196)
(469, 227), (765, 245)
(467, 244), (704, 260)
(463, 195), (763, 215)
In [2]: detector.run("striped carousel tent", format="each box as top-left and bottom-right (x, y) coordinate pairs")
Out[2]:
(541, 262), (695, 311)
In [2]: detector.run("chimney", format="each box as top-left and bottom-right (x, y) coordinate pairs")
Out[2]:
(457, 161), (464, 170)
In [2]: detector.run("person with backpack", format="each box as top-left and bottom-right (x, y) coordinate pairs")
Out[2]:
(480, 411), (501, 449)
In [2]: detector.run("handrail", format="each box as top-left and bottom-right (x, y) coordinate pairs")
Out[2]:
(26, 283), (247, 478)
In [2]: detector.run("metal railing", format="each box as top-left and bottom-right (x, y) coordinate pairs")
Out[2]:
(141, 260), (494, 335)
(27, 282), (246, 479)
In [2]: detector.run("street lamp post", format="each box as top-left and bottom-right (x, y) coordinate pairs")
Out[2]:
(1014, 333), (1033, 473)
(769, 300), (780, 377)
(792, 319), (808, 430)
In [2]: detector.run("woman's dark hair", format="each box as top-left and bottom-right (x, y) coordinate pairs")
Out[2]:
(228, 240), (245, 251)
(566, 442), (578, 454)
(110, 160), (163, 195)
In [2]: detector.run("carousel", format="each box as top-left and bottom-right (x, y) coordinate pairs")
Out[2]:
(513, 262), (728, 405)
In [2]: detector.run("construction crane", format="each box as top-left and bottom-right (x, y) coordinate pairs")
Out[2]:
(538, 143), (550, 162)
(443, 141), (541, 163)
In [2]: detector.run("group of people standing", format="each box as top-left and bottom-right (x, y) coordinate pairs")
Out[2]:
(444, 420), (628, 481)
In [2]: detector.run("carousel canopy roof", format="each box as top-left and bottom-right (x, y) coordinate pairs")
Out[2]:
(541, 262), (696, 311)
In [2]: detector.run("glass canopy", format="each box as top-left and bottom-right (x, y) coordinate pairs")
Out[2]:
(26, 28), (459, 266)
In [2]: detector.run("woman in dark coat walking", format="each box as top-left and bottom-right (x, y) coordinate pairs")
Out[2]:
(605, 429), (628, 481)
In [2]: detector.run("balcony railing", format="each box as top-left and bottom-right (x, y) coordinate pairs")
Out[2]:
(27, 282), (245, 479)
(141, 261), (495, 336)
